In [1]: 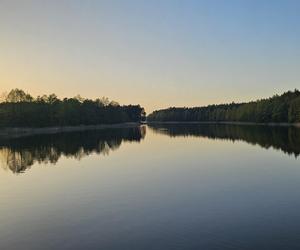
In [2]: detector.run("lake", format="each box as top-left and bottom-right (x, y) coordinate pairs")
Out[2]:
(0, 124), (300, 250)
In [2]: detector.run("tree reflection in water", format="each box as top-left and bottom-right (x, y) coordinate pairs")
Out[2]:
(1, 124), (300, 174)
(0, 126), (146, 174)
(148, 123), (300, 157)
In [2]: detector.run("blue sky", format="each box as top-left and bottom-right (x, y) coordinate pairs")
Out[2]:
(0, 0), (299, 112)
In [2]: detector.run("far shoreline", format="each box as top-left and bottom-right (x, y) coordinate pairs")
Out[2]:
(0, 121), (299, 139)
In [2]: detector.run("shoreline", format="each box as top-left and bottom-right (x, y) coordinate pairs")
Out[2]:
(0, 122), (142, 139)
(146, 121), (300, 127)
(0, 121), (299, 139)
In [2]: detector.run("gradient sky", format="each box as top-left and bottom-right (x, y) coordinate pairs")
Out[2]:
(0, 0), (299, 112)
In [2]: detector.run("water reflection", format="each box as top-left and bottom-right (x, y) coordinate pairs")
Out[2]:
(0, 126), (146, 173)
(1, 123), (300, 174)
(149, 123), (300, 157)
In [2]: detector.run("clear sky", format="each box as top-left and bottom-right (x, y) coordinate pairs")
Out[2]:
(0, 0), (299, 113)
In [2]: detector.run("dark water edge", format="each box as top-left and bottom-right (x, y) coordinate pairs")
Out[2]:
(0, 122), (141, 139)
(0, 121), (299, 139)
(147, 121), (300, 127)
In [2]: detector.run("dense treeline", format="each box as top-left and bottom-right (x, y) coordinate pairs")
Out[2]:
(0, 89), (145, 127)
(148, 90), (300, 123)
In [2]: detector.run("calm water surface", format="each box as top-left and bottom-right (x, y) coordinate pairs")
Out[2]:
(0, 124), (300, 250)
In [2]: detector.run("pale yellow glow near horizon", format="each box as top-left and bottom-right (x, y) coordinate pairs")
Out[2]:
(0, 76), (294, 114)
(0, 1), (299, 113)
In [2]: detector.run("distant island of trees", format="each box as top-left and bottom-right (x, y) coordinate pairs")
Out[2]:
(0, 89), (146, 128)
(148, 90), (300, 123)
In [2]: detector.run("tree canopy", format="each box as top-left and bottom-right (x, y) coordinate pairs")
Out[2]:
(148, 90), (300, 123)
(0, 89), (146, 127)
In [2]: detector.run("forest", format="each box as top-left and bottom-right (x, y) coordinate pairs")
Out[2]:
(0, 89), (146, 127)
(148, 90), (300, 123)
